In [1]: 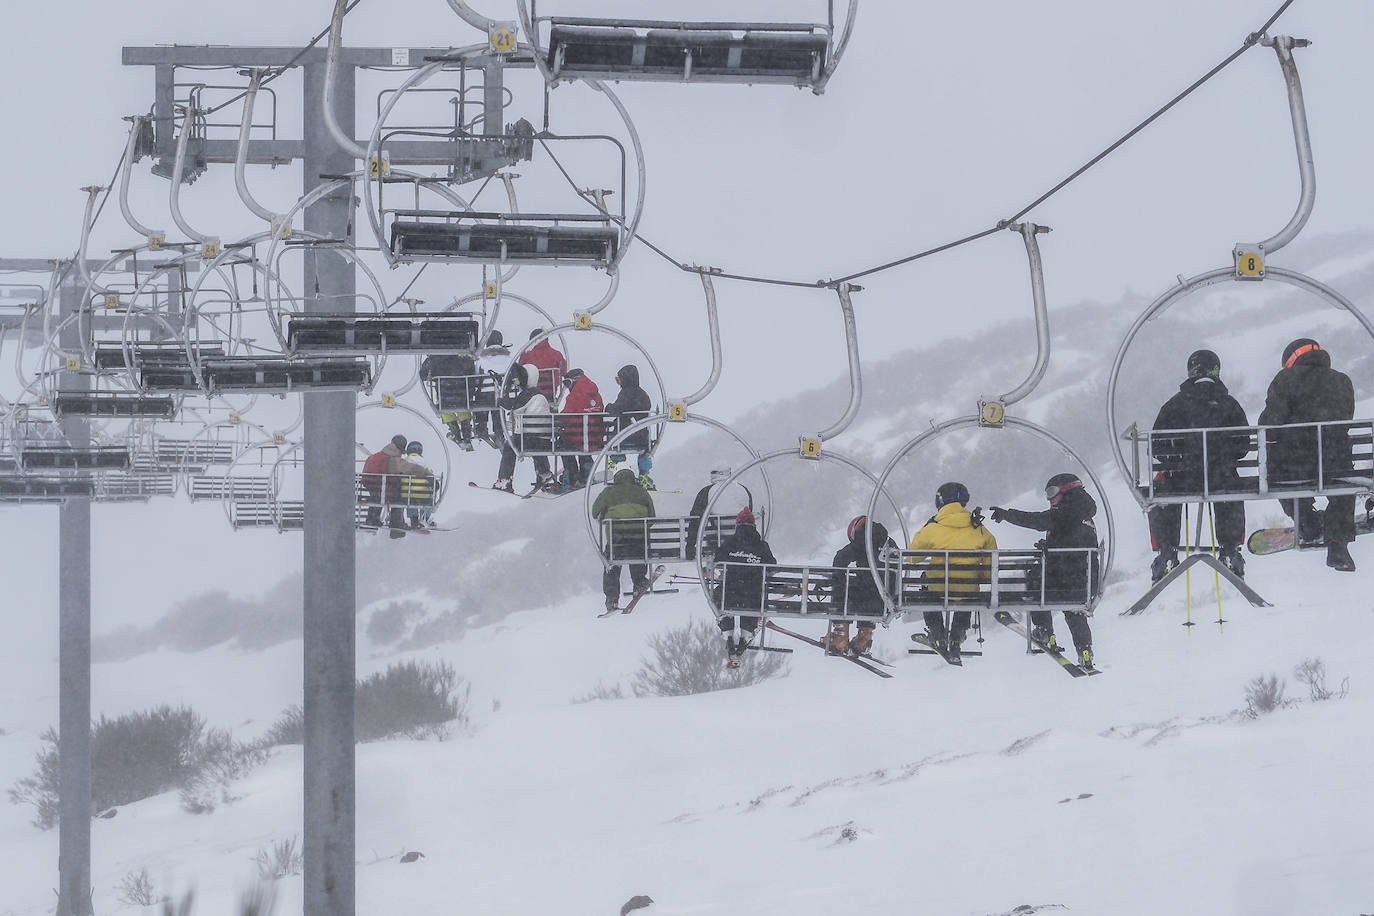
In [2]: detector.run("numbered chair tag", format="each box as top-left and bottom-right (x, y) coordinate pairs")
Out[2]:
(1234, 245), (1265, 280)
(799, 436), (822, 459)
(979, 399), (1006, 428)
(668, 402), (688, 422)
(488, 23), (518, 55)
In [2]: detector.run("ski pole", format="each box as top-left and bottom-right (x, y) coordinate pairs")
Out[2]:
(1183, 503), (1193, 630)
(1207, 505), (1225, 630)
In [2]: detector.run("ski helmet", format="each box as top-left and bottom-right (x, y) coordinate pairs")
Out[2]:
(1186, 349), (1221, 380)
(1045, 472), (1082, 504)
(935, 482), (970, 508)
(1282, 338), (1322, 368)
(390, 434), (408, 451)
(406, 441), (423, 456)
(846, 515), (868, 541)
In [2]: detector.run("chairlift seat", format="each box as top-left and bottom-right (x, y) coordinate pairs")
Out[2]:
(547, 21), (828, 86)
(391, 216), (619, 267)
(288, 314), (480, 355)
(53, 391), (176, 420)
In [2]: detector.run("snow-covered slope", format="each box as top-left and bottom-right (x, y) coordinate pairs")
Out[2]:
(2, 530), (1372, 914)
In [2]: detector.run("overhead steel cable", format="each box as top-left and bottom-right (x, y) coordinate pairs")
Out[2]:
(534, 0), (1299, 291)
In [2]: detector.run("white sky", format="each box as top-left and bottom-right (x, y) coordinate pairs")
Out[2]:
(2, 0), (1372, 622)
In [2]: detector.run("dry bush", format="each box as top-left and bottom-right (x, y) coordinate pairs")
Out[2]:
(631, 619), (788, 697)
(1243, 673), (1286, 717)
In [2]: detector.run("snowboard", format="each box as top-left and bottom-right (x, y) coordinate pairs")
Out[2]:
(992, 611), (1100, 678)
(1246, 513), (1374, 555)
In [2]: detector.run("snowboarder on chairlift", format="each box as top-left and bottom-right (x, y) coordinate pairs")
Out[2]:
(591, 468), (656, 612)
(361, 434), (431, 538)
(686, 466), (754, 559)
(1258, 338), (1358, 572)
(520, 328), (567, 401)
(401, 441), (437, 532)
(606, 363), (655, 488)
(1147, 348), (1250, 581)
(989, 473), (1100, 668)
(557, 367), (605, 491)
(478, 330), (513, 450)
(491, 363), (556, 493)
(907, 482), (997, 661)
(711, 506), (778, 667)
(419, 350), (478, 451)
(828, 515), (897, 657)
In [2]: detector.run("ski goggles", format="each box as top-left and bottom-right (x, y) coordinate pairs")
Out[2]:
(1284, 342), (1322, 369)
(1045, 479), (1082, 501)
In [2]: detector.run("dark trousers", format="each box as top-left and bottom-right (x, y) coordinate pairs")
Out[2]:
(922, 610), (971, 642)
(498, 444), (550, 481)
(1030, 610), (1092, 652)
(1149, 501), (1245, 551)
(1282, 494), (1356, 544)
(604, 564), (648, 601)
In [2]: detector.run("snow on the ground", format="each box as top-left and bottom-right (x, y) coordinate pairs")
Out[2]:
(1, 523), (1372, 915)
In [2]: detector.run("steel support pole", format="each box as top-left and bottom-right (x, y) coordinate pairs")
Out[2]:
(301, 62), (357, 916)
(56, 272), (93, 916)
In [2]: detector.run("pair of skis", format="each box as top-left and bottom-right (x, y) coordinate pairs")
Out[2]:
(597, 565), (667, 617)
(763, 621), (893, 678)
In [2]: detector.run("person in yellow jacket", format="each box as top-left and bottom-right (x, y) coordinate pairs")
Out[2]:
(906, 482), (997, 659)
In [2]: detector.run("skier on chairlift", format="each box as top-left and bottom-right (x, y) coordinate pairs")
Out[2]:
(1258, 337), (1358, 572)
(557, 367), (605, 491)
(591, 467), (656, 612)
(711, 506), (777, 668)
(1147, 348), (1250, 581)
(989, 473), (1099, 668)
(828, 515), (897, 657)
(491, 363), (556, 493)
(686, 466), (754, 559)
(907, 482), (997, 661)
(520, 328), (567, 400)
(606, 363), (655, 489)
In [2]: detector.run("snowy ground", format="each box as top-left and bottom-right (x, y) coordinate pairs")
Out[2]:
(1, 519), (1372, 915)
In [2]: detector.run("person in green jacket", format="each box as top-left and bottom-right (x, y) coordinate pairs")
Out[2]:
(592, 468), (656, 612)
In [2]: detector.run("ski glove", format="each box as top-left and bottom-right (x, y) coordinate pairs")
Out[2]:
(989, 506), (1007, 523)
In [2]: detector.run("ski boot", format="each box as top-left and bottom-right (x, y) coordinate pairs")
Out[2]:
(1078, 646), (1095, 669)
(491, 478), (514, 493)
(826, 621), (850, 655)
(1218, 546), (1245, 578)
(1031, 626), (1058, 652)
(1327, 542), (1356, 572)
(1150, 549), (1178, 583)
(848, 624), (874, 657)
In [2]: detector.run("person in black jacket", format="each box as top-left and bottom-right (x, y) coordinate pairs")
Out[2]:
(1147, 349), (1251, 580)
(828, 515), (897, 657)
(1258, 338), (1358, 571)
(990, 473), (1101, 668)
(606, 363), (654, 483)
(711, 507), (777, 666)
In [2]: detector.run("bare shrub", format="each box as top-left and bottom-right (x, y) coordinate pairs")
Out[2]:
(264, 660), (471, 746)
(8, 706), (264, 829)
(117, 868), (159, 906)
(1292, 656), (1348, 702)
(254, 836), (302, 881)
(179, 731), (270, 814)
(631, 619), (788, 698)
(1244, 673), (1286, 717)
(572, 681), (626, 704)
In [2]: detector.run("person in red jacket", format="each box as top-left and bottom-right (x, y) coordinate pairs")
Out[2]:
(520, 329), (567, 401)
(558, 368), (604, 490)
